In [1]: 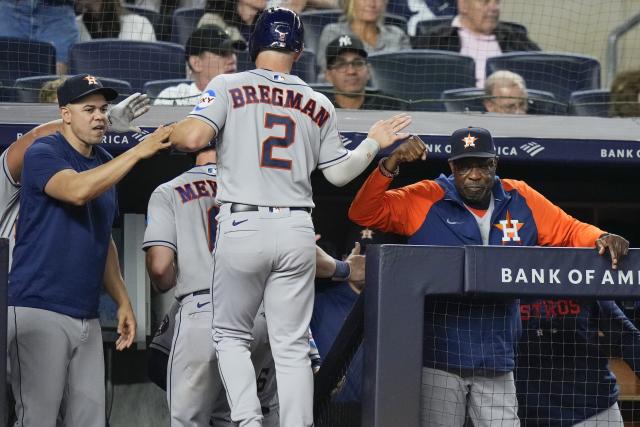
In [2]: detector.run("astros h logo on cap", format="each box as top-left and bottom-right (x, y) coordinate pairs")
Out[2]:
(448, 126), (496, 161)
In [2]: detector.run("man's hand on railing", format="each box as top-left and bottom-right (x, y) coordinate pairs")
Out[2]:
(596, 233), (630, 269)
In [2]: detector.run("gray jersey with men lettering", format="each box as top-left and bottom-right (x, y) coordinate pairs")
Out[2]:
(188, 68), (350, 208)
(142, 164), (218, 298)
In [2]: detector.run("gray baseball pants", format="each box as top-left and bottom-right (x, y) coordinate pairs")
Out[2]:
(8, 306), (105, 427)
(212, 205), (316, 427)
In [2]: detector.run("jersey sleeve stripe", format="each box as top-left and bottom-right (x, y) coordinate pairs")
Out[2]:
(142, 240), (177, 251)
(2, 152), (19, 187)
(187, 113), (221, 134)
(317, 151), (350, 169)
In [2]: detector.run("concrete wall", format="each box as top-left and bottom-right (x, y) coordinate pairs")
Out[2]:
(500, 0), (640, 86)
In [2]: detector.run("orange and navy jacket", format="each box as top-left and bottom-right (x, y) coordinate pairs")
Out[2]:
(348, 168), (604, 372)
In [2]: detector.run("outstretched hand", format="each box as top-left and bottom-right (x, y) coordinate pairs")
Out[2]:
(133, 124), (174, 159)
(596, 233), (629, 270)
(108, 92), (151, 133)
(367, 113), (412, 149)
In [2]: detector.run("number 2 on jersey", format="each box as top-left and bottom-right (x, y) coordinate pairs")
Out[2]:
(261, 113), (296, 170)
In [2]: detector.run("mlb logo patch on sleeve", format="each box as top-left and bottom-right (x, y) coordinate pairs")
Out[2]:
(193, 89), (216, 112)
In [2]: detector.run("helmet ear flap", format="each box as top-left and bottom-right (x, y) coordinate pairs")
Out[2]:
(249, 7), (304, 62)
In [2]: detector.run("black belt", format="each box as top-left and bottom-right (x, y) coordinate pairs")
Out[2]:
(178, 289), (209, 302)
(230, 203), (311, 213)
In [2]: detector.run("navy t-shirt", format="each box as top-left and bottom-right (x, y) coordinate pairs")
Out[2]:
(9, 132), (117, 319)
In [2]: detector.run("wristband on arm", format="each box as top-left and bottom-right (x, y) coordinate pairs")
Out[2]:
(332, 260), (351, 281)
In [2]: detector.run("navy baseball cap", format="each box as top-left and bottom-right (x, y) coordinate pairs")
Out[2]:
(448, 126), (497, 161)
(57, 74), (118, 107)
(326, 34), (368, 67)
(185, 25), (247, 61)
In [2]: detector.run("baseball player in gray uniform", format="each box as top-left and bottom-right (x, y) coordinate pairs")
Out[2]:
(143, 147), (279, 426)
(170, 7), (411, 426)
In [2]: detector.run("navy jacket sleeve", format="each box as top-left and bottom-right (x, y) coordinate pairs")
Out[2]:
(598, 300), (640, 376)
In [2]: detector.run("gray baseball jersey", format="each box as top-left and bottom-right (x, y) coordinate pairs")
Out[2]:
(0, 149), (21, 264)
(142, 164), (218, 299)
(188, 69), (350, 207)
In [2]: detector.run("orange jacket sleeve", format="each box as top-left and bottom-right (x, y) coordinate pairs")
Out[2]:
(503, 179), (604, 248)
(348, 167), (444, 236)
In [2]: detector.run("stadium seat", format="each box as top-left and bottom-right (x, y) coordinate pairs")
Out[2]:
(368, 50), (475, 111)
(143, 78), (193, 100)
(0, 37), (56, 101)
(14, 75), (132, 103)
(486, 52), (601, 104)
(300, 9), (407, 55)
(69, 40), (185, 93)
(172, 7), (205, 46)
(568, 89), (611, 117)
(441, 87), (560, 115)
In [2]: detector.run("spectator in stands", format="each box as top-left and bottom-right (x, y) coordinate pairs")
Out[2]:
(76, 0), (157, 42)
(483, 70), (527, 114)
(198, 0), (267, 44)
(517, 299), (640, 426)
(348, 128), (629, 427)
(324, 34), (405, 110)
(386, 0), (457, 37)
(411, 0), (539, 87)
(610, 69), (640, 118)
(39, 77), (68, 104)
(129, 0), (206, 12)
(0, 0), (78, 74)
(316, 0), (410, 75)
(154, 26), (246, 106)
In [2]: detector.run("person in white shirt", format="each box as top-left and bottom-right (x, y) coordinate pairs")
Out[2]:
(153, 25), (246, 106)
(76, 0), (157, 42)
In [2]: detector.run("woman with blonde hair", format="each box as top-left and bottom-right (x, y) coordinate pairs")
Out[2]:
(316, 0), (410, 74)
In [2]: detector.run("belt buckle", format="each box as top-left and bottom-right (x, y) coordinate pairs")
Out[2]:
(269, 207), (281, 213)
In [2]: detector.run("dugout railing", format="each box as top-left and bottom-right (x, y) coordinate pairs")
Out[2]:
(357, 244), (640, 427)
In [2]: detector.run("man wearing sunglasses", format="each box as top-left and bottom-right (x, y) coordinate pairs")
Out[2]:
(348, 126), (629, 427)
(324, 34), (405, 111)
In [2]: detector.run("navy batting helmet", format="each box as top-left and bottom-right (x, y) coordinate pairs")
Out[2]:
(249, 7), (304, 62)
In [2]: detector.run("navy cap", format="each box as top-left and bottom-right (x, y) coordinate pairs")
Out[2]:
(326, 34), (368, 67)
(185, 25), (247, 62)
(448, 126), (496, 161)
(57, 74), (118, 107)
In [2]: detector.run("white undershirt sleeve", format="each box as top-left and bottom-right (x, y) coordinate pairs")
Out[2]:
(322, 137), (380, 187)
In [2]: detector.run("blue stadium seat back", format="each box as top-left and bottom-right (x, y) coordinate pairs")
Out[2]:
(0, 37), (56, 83)
(386, 0), (456, 18)
(300, 10), (407, 55)
(442, 87), (560, 115)
(14, 75), (132, 103)
(486, 52), (601, 104)
(125, 6), (168, 41)
(143, 78), (193, 99)
(69, 40), (186, 93)
(441, 87), (484, 112)
(291, 49), (317, 83)
(172, 7), (205, 46)
(568, 89), (611, 117)
(368, 50), (475, 111)
(300, 9), (342, 54)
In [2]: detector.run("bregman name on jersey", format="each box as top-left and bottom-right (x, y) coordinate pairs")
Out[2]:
(228, 85), (330, 128)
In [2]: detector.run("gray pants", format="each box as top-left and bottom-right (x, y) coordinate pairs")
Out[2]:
(572, 403), (624, 427)
(169, 293), (279, 427)
(212, 205), (316, 427)
(8, 306), (105, 427)
(421, 367), (520, 427)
